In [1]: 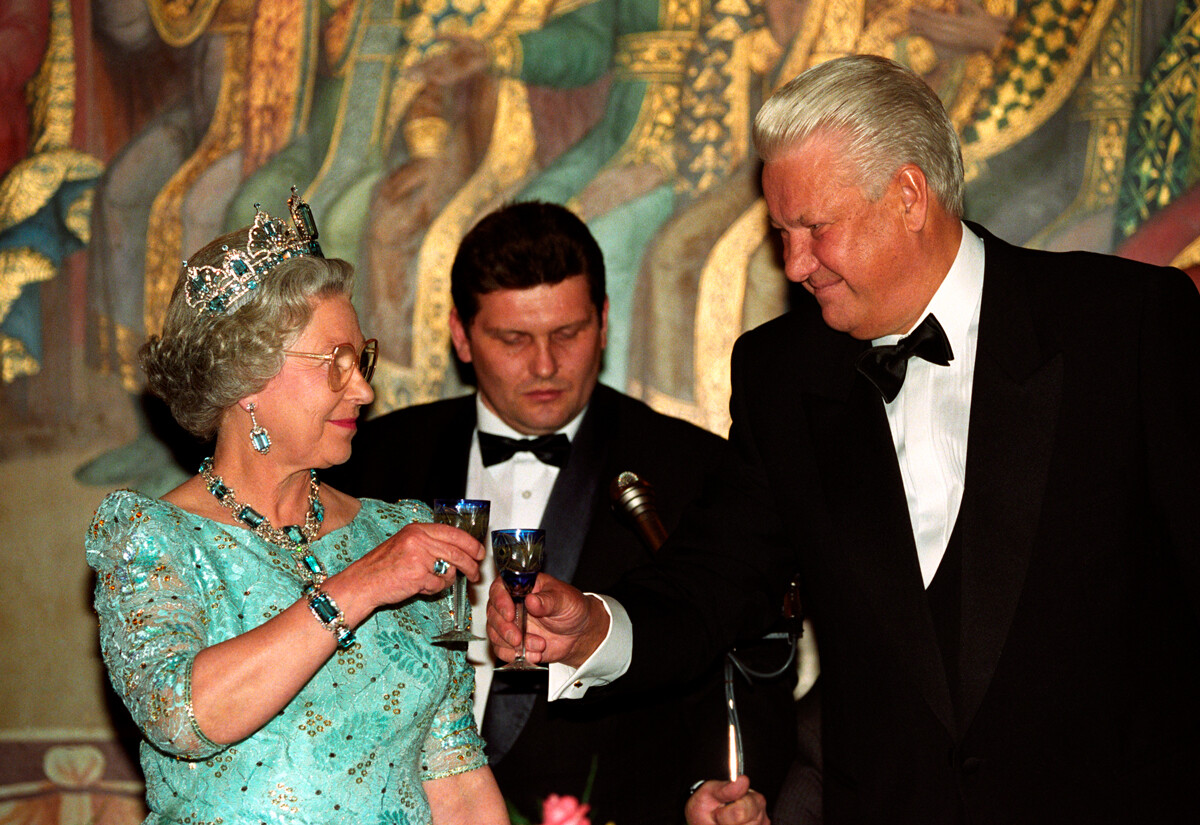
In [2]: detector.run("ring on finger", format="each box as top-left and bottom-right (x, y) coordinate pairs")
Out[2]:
(432, 558), (450, 576)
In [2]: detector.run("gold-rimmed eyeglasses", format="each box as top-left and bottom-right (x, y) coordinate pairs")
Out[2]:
(283, 339), (378, 391)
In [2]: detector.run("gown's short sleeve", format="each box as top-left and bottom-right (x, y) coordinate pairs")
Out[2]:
(419, 639), (487, 780)
(86, 490), (223, 759)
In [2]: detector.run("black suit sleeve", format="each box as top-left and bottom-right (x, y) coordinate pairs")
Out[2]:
(1139, 267), (1200, 617)
(609, 332), (802, 689)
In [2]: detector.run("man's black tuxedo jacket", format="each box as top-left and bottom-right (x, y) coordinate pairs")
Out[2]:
(326, 384), (797, 824)
(609, 227), (1200, 824)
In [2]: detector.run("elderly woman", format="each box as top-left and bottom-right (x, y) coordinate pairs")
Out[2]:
(86, 191), (508, 823)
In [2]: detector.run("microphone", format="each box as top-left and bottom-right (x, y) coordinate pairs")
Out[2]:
(609, 471), (669, 551)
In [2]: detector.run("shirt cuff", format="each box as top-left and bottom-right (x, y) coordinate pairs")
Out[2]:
(547, 594), (632, 700)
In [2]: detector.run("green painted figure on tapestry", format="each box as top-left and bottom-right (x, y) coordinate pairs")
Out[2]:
(1114, 0), (1200, 247)
(225, 0), (535, 269)
(0, 0), (100, 383)
(499, 0), (702, 389)
(483, 0), (785, 389)
(224, 0), (406, 265)
(358, 0), (709, 392)
(957, 0), (1182, 252)
(629, 0), (1191, 430)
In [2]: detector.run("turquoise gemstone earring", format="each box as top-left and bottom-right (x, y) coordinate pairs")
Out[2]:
(247, 402), (271, 454)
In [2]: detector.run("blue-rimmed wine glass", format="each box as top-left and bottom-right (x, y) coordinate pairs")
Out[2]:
(432, 499), (490, 644)
(492, 528), (547, 671)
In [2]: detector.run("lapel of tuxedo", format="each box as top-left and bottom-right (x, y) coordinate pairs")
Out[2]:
(797, 312), (959, 736)
(485, 389), (610, 764)
(956, 230), (1062, 731)
(538, 386), (611, 582)
(420, 397), (474, 503)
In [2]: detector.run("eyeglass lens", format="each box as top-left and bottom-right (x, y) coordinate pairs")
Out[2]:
(329, 341), (377, 390)
(359, 340), (377, 384)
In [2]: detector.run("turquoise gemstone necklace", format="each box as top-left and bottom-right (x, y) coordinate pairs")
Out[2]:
(199, 457), (329, 588)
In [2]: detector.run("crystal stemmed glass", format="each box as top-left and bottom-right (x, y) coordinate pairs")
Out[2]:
(432, 499), (490, 644)
(491, 528), (547, 672)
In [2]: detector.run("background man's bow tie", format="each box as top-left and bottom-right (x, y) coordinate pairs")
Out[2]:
(478, 432), (571, 468)
(855, 313), (954, 403)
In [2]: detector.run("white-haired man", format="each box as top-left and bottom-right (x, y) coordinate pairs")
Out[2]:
(489, 55), (1200, 825)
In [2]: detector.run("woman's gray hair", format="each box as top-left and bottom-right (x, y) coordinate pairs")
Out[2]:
(753, 54), (965, 217)
(140, 228), (355, 438)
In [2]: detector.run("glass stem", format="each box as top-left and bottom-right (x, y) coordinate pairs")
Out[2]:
(453, 572), (470, 631)
(514, 598), (528, 662)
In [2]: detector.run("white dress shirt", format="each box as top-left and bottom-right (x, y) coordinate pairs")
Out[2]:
(465, 398), (586, 725)
(874, 223), (984, 586)
(552, 224), (987, 698)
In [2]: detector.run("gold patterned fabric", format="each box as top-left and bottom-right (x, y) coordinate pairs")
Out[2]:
(1115, 0), (1200, 239)
(142, 2), (256, 337)
(961, 0), (1117, 171)
(613, 30), (695, 80)
(673, 0), (768, 200)
(0, 0), (102, 382)
(241, 0), (321, 176)
(146, 0), (226, 46)
(600, 0), (704, 178)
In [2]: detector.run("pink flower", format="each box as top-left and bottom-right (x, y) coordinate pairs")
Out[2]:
(540, 793), (591, 825)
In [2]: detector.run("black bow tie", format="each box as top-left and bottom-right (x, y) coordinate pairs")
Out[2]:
(478, 432), (571, 468)
(855, 314), (954, 403)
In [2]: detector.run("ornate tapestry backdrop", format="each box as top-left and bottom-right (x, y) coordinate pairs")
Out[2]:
(1, 0), (1197, 820)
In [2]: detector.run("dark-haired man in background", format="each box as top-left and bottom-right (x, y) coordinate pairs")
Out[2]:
(328, 201), (796, 824)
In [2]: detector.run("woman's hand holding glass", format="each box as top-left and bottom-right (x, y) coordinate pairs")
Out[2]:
(186, 517), (481, 746)
(334, 521), (485, 616)
(432, 499), (490, 643)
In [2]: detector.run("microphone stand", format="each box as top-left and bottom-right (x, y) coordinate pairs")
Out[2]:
(609, 471), (750, 779)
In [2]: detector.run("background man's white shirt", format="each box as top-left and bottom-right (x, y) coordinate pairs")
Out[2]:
(467, 398), (585, 724)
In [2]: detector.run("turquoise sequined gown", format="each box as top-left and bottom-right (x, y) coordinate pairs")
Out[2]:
(86, 492), (486, 825)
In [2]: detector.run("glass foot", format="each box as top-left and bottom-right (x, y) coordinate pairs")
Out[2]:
(495, 658), (548, 672)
